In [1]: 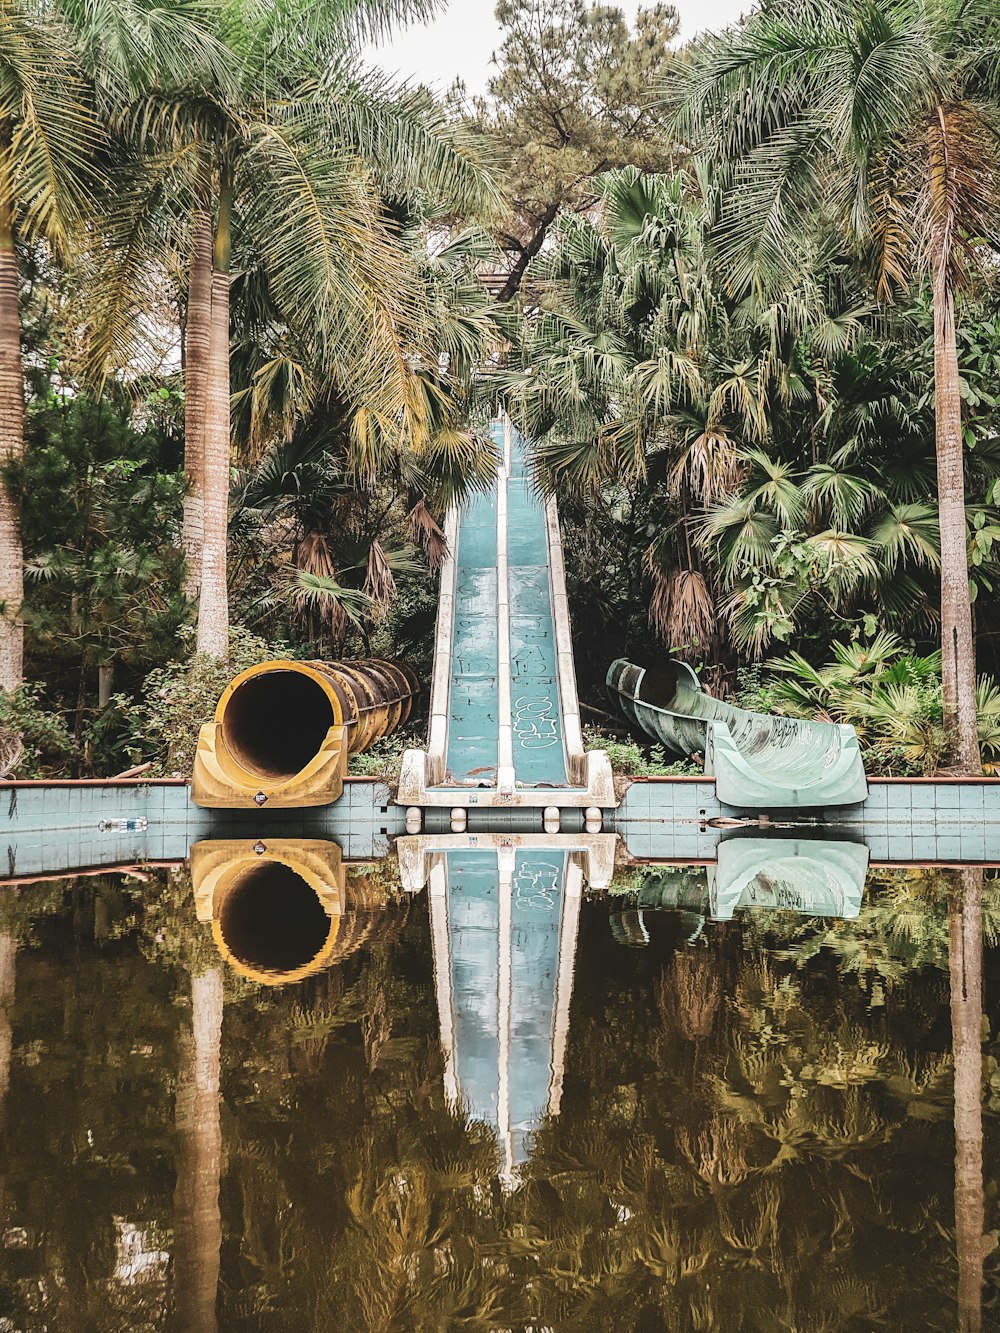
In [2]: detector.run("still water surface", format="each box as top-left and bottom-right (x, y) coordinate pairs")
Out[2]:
(0, 858), (996, 1330)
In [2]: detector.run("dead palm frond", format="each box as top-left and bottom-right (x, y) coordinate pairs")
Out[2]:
(646, 562), (716, 658)
(407, 499), (448, 569)
(363, 540), (395, 620)
(670, 424), (743, 504)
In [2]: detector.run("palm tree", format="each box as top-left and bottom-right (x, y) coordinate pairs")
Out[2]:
(498, 162), (869, 662)
(678, 0), (1000, 771)
(52, 0), (231, 620)
(97, 2), (498, 659)
(0, 4), (98, 690)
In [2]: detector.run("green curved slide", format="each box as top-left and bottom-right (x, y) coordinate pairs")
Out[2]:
(607, 658), (868, 808)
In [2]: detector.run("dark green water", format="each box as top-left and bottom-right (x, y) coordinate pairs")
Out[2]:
(0, 864), (996, 1330)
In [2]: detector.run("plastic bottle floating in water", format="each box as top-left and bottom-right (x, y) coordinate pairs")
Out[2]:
(98, 817), (149, 833)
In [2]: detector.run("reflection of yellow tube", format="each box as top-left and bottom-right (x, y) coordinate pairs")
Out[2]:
(191, 658), (419, 808)
(190, 839), (347, 986)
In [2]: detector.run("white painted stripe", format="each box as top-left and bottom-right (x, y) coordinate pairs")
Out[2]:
(426, 506), (460, 785)
(544, 494), (587, 783)
(496, 418), (514, 789)
(547, 855), (583, 1116)
(427, 854), (459, 1106)
(497, 847), (515, 1185)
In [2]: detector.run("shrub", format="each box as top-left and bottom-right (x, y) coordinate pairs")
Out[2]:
(584, 726), (700, 776)
(768, 635), (1000, 775)
(0, 684), (75, 778)
(110, 627), (285, 776)
(731, 663), (777, 713)
(348, 730), (413, 779)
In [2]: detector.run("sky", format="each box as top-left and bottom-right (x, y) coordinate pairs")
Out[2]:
(363, 1), (750, 96)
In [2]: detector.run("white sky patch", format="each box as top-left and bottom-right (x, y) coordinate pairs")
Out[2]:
(362, 0), (751, 96)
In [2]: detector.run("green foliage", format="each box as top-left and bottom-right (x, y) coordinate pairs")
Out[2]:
(348, 730), (413, 779)
(768, 634), (1000, 775)
(467, 0), (678, 299)
(228, 228), (501, 656)
(730, 662), (776, 714)
(9, 0), (1000, 781)
(584, 724), (699, 776)
(496, 159), (984, 681)
(20, 386), (188, 682)
(109, 627), (283, 776)
(0, 684), (74, 778)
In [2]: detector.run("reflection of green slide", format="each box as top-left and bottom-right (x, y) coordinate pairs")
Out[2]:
(607, 658), (868, 808)
(708, 837), (868, 919)
(615, 837), (868, 927)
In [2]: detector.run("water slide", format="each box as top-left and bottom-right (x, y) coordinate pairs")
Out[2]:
(399, 419), (613, 810)
(421, 843), (587, 1182)
(607, 658), (868, 808)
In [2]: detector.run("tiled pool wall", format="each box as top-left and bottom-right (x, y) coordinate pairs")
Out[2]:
(0, 779), (406, 879)
(2, 776), (1000, 879)
(614, 777), (1000, 863)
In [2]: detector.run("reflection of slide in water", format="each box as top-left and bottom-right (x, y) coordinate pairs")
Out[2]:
(400, 837), (614, 1182)
(707, 837), (869, 920)
(617, 836), (870, 928)
(435, 848), (578, 1181)
(399, 419), (613, 811)
(608, 658), (868, 808)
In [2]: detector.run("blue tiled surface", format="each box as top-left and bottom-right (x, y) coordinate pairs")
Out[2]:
(0, 780), (406, 879)
(611, 779), (1000, 862)
(6, 776), (1000, 879)
(507, 431), (567, 786)
(446, 454), (500, 782)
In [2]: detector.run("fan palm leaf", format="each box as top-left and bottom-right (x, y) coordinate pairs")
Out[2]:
(676, 0), (1000, 768)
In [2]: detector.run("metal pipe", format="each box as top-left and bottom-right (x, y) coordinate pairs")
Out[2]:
(191, 657), (419, 808)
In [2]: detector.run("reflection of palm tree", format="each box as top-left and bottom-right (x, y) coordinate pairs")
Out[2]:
(658, 945), (722, 1043)
(0, 931), (14, 1234)
(0, 933), (14, 1129)
(949, 868), (986, 1333)
(173, 966), (223, 1333)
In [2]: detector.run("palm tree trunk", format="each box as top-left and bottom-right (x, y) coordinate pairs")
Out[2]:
(0, 190), (24, 693)
(196, 168), (232, 659)
(183, 192), (213, 604)
(0, 932), (14, 1241)
(173, 965), (223, 1333)
(933, 251), (980, 772)
(949, 867), (985, 1332)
